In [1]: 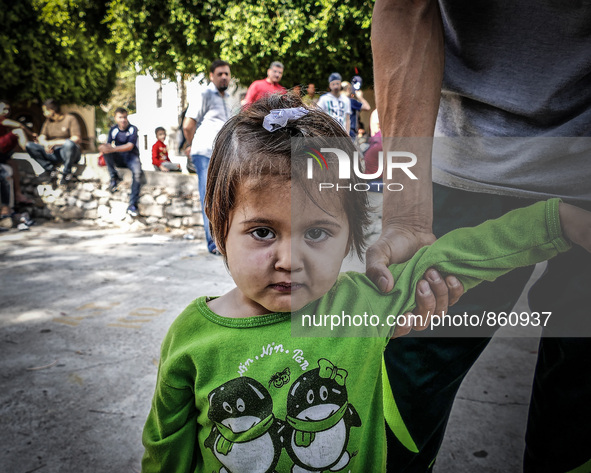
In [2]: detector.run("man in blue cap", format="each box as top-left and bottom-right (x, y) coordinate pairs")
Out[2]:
(317, 73), (351, 133)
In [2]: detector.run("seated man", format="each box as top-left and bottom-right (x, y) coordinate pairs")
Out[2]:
(98, 107), (142, 217)
(0, 99), (35, 205)
(26, 99), (81, 185)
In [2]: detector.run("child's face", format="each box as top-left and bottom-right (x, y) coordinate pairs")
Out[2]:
(156, 130), (166, 142)
(224, 180), (350, 316)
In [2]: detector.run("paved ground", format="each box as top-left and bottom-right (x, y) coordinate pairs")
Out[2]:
(0, 218), (544, 473)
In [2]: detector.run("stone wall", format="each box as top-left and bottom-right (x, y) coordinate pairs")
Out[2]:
(13, 154), (205, 236)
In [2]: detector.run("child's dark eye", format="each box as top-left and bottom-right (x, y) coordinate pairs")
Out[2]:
(305, 228), (329, 243)
(251, 228), (275, 241)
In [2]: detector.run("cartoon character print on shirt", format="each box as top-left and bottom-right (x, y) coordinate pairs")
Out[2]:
(284, 358), (361, 473)
(205, 377), (284, 473)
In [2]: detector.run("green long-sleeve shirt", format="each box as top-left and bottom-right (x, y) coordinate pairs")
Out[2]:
(142, 199), (569, 473)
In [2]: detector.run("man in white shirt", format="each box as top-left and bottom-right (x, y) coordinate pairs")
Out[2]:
(183, 60), (231, 255)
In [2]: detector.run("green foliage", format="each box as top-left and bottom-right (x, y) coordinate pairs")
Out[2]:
(0, 0), (373, 106)
(106, 0), (374, 89)
(0, 0), (117, 105)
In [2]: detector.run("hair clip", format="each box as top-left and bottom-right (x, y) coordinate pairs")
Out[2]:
(262, 107), (309, 132)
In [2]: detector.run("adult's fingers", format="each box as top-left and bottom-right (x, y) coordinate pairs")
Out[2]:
(446, 275), (464, 306)
(365, 239), (396, 293)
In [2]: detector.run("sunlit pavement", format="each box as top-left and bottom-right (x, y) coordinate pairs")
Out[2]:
(0, 221), (542, 473)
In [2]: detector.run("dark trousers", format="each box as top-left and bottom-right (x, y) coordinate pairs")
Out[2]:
(385, 183), (591, 473)
(104, 152), (142, 206)
(26, 140), (81, 175)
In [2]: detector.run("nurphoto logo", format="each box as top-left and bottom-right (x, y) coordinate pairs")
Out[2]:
(303, 144), (418, 192)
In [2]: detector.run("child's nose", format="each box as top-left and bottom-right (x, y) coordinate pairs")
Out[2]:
(274, 238), (303, 272)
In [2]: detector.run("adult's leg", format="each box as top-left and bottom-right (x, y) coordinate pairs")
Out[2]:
(385, 184), (537, 472)
(103, 152), (123, 182)
(523, 239), (591, 473)
(25, 142), (60, 172)
(54, 139), (81, 176)
(191, 153), (216, 253)
(0, 165), (11, 212)
(124, 153), (142, 207)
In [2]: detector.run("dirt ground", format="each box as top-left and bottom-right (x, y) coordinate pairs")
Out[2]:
(0, 221), (544, 473)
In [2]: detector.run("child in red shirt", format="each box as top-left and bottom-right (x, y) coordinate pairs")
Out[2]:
(152, 127), (181, 172)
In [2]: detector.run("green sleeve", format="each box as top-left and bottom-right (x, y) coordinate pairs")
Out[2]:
(387, 198), (571, 316)
(141, 364), (200, 473)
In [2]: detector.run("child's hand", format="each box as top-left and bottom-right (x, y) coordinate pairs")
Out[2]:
(560, 202), (591, 253)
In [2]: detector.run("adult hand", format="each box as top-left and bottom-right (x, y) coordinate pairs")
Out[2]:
(366, 224), (464, 337)
(98, 144), (111, 154)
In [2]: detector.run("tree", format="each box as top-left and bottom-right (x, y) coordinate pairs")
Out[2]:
(0, 0), (118, 105)
(105, 0), (373, 89)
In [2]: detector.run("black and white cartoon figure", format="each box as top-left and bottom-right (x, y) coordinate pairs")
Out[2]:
(284, 358), (361, 472)
(205, 377), (284, 473)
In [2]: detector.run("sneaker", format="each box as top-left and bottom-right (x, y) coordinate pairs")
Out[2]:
(60, 174), (76, 186)
(109, 177), (120, 193)
(35, 170), (56, 183)
(126, 204), (139, 217)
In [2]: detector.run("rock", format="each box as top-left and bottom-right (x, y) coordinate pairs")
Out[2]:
(182, 214), (203, 227)
(78, 191), (93, 202)
(97, 205), (111, 219)
(138, 204), (164, 218)
(139, 194), (155, 205)
(167, 218), (182, 228)
(130, 220), (147, 231)
(155, 194), (168, 205)
(145, 216), (160, 225)
(60, 206), (84, 220)
(67, 196), (77, 206)
(165, 205), (192, 217)
(94, 189), (110, 199)
(82, 183), (95, 192)
(83, 209), (98, 219)
(83, 201), (98, 210)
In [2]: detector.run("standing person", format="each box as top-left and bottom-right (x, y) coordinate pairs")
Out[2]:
(152, 127), (181, 172)
(341, 81), (370, 140)
(317, 73), (351, 133)
(182, 59), (232, 255)
(302, 83), (318, 106)
(26, 99), (81, 185)
(242, 61), (286, 105)
(370, 1), (591, 472)
(98, 107), (142, 217)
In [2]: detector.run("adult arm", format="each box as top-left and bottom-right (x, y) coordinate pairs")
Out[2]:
(355, 90), (371, 111)
(369, 0), (460, 335)
(243, 82), (258, 105)
(99, 142), (134, 154)
(182, 91), (207, 155)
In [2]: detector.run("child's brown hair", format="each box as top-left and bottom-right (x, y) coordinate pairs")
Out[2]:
(205, 93), (371, 257)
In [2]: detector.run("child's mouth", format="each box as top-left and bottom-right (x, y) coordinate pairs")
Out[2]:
(270, 282), (303, 292)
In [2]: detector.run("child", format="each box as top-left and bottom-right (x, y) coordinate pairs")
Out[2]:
(152, 127), (181, 172)
(141, 94), (591, 473)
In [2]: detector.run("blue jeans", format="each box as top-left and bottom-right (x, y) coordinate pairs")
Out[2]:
(26, 140), (81, 175)
(191, 153), (216, 252)
(104, 152), (142, 206)
(385, 183), (591, 473)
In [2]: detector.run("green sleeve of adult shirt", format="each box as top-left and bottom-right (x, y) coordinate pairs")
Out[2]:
(385, 198), (571, 317)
